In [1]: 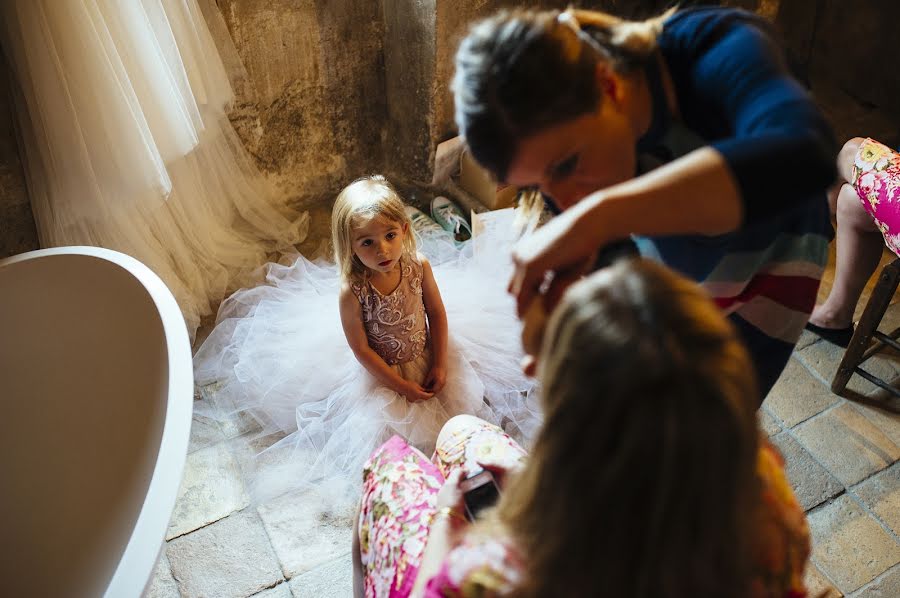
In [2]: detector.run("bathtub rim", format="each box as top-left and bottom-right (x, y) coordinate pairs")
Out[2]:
(0, 246), (193, 596)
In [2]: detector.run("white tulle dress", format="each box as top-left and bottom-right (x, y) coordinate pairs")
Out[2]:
(193, 209), (542, 511)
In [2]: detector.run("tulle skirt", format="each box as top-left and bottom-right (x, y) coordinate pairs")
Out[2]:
(194, 209), (542, 512)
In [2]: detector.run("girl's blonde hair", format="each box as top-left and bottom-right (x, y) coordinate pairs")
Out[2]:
(453, 7), (674, 186)
(474, 259), (759, 597)
(331, 175), (416, 281)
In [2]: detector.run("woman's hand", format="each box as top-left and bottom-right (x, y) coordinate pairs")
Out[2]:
(436, 469), (467, 512)
(475, 461), (518, 490)
(509, 201), (604, 317)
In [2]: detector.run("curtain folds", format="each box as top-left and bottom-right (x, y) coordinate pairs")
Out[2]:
(1, 0), (308, 338)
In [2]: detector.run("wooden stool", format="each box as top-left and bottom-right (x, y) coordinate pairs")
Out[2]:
(832, 257), (900, 400)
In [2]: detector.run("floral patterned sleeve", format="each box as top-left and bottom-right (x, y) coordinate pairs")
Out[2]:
(423, 535), (524, 598)
(751, 438), (811, 598)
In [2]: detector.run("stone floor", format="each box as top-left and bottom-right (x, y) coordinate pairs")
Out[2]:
(147, 207), (900, 597)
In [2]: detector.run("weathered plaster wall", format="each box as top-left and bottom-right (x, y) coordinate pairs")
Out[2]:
(0, 55), (38, 259)
(381, 0), (438, 185)
(2, 0), (899, 258)
(786, 0), (900, 146)
(215, 0), (387, 207)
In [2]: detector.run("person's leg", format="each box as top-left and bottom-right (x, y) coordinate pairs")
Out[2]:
(808, 182), (884, 330)
(357, 435), (444, 598)
(836, 137), (864, 184)
(433, 414), (527, 480)
(352, 498), (364, 598)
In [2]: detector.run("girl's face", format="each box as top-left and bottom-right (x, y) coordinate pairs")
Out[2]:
(351, 214), (408, 274)
(504, 89), (637, 210)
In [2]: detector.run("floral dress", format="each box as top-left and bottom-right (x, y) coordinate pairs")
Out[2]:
(359, 419), (811, 598)
(853, 138), (900, 257)
(358, 417), (525, 598)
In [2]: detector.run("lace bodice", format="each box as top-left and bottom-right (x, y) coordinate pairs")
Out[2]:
(351, 255), (428, 365)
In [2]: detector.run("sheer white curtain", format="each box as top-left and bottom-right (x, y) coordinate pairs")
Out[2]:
(1, 0), (308, 339)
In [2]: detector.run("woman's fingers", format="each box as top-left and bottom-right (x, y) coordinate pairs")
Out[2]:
(509, 210), (591, 316)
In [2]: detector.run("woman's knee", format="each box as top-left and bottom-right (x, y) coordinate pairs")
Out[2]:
(836, 183), (877, 232)
(437, 414), (487, 447)
(837, 137), (865, 183)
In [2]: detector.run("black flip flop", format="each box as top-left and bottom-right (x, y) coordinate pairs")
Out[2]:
(804, 321), (854, 348)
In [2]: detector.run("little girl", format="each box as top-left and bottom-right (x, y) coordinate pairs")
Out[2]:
(194, 176), (537, 510)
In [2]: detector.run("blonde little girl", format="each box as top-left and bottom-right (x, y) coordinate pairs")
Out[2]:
(194, 175), (537, 511)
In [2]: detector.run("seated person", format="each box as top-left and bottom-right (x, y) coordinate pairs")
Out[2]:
(354, 259), (810, 598)
(807, 137), (900, 346)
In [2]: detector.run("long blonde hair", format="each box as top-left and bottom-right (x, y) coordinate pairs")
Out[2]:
(475, 259), (759, 597)
(331, 175), (416, 281)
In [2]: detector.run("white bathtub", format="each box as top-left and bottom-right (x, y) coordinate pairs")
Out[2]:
(0, 247), (193, 597)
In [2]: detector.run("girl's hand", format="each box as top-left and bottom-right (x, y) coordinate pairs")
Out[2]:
(509, 202), (603, 317)
(424, 365), (447, 394)
(402, 381), (435, 403)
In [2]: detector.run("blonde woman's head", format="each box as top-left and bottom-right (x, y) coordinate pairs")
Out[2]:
(498, 258), (759, 598)
(331, 175), (416, 281)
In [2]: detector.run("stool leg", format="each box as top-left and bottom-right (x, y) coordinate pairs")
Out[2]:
(832, 259), (900, 393)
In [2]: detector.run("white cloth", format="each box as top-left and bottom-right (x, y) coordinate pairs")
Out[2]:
(1, 0), (308, 337)
(194, 209), (542, 511)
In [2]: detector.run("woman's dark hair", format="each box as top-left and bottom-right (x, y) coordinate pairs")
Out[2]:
(452, 8), (671, 181)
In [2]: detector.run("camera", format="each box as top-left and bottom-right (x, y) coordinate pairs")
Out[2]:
(460, 469), (501, 521)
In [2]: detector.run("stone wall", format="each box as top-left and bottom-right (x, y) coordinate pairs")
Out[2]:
(781, 0), (900, 146)
(2, 0), (899, 257)
(0, 54), (37, 259)
(213, 0), (387, 207)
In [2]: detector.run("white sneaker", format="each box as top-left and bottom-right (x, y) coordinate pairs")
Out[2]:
(431, 196), (472, 242)
(404, 205), (444, 235)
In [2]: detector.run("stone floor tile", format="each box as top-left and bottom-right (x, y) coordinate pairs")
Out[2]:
(758, 406), (782, 437)
(249, 582), (292, 598)
(795, 340), (844, 384)
(187, 401), (225, 454)
(770, 432), (844, 511)
(796, 340), (899, 397)
(167, 511), (284, 598)
(850, 563), (900, 597)
(167, 442), (250, 540)
(288, 553), (353, 598)
(765, 358), (839, 427)
(198, 382), (262, 440)
(853, 461), (900, 536)
(795, 330), (822, 352)
(807, 494), (900, 593)
(804, 561), (843, 598)
(850, 401), (900, 447)
(793, 403), (900, 486)
(144, 552), (180, 598)
(257, 489), (354, 579)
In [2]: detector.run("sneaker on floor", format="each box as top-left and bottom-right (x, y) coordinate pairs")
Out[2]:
(431, 196), (472, 242)
(404, 205), (444, 236)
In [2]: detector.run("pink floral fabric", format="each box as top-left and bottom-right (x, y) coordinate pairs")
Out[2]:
(358, 417), (525, 598)
(360, 421), (809, 598)
(853, 138), (900, 257)
(423, 533), (524, 597)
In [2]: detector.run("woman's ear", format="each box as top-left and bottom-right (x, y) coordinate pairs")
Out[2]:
(595, 62), (622, 106)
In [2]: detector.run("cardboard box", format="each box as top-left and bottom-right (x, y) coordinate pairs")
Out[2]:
(459, 149), (518, 210)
